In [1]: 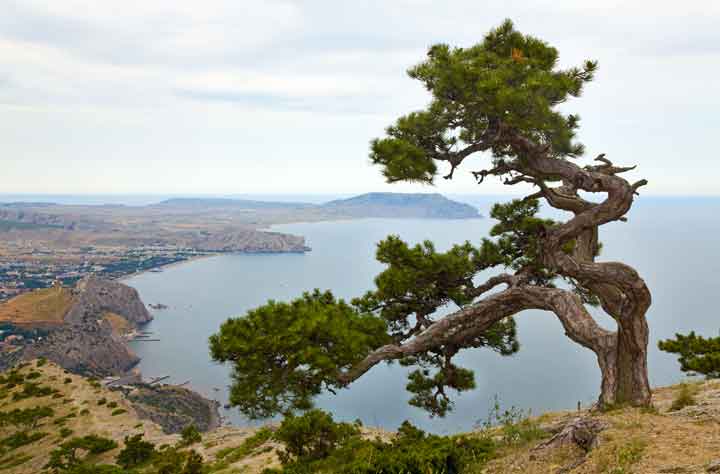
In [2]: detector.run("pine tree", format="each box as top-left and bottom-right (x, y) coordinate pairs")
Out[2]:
(210, 19), (653, 418)
(659, 332), (720, 378)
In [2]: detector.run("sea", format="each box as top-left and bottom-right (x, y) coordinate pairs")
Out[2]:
(4, 193), (718, 433)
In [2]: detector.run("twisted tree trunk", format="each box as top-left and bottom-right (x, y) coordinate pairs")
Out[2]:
(339, 132), (653, 408)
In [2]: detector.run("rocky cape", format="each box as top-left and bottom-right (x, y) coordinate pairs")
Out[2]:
(6, 276), (152, 376)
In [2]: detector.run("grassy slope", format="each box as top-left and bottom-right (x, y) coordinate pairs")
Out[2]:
(483, 380), (720, 473)
(1, 361), (719, 473)
(0, 361), (281, 474)
(0, 287), (74, 325)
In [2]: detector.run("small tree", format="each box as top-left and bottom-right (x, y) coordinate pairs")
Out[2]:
(659, 332), (720, 378)
(211, 20), (653, 420)
(180, 424), (201, 446)
(116, 433), (156, 469)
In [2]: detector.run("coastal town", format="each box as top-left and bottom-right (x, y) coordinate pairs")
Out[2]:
(0, 246), (206, 303)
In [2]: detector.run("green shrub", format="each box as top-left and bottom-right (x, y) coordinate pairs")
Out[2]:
(60, 427), (74, 438)
(64, 378), (73, 384)
(274, 409), (360, 464)
(26, 371), (42, 379)
(45, 435), (118, 471)
(181, 424), (202, 446)
(152, 447), (205, 474)
(106, 401), (118, 409)
(210, 427), (274, 470)
(116, 433), (156, 469)
(80, 409), (90, 416)
(110, 409), (127, 416)
(670, 383), (697, 411)
(476, 396), (545, 446)
(36, 357), (47, 367)
(269, 410), (495, 474)
(0, 431), (47, 450)
(11, 382), (55, 400)
(0, 406), (54, 429)
(0, 370), (24, 387)
(97, 398), (107, 406)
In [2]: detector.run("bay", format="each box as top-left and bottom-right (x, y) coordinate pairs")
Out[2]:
(126, 196), (720, 433)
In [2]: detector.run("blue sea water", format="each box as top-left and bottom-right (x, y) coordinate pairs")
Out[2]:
(122, 196), (720, 433)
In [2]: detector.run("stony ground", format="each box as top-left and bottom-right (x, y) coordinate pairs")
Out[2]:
(483, 379), (720, 474)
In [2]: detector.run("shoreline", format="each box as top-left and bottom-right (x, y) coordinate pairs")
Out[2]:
(116, 253), (219, 284)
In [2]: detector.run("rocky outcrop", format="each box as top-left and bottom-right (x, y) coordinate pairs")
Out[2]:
(65, 276), (152, 327)
(6, 277), (150, 376)
(125, 384), (221, 434)
(183, 230), (310, 253)
(21, 315), (139, 376)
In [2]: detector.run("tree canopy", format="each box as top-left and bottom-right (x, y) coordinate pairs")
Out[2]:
(659, 332), (720, 379)
(211, 19), (653, 418)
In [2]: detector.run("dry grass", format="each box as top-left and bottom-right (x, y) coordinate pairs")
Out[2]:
(3, 363), (719, 474)
(0, 362), (282, 474)
(0, 287), (74, 325)
(102, 311), (132, 335)
(483, 379), (720, 474)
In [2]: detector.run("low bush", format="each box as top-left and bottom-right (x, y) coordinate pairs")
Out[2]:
(97, 398), (107, 406)
(268, 409), (495, 474)
(670, 383), (698, 411)
(12, 382), (56, 400)
(60, 427), (74, 438)
(116, 433), (156, 469)
(45, 435), (118, 471)
(180, 424), (202, 446)
(110, 409), (127, 416)
(475, 396), (545, 446)
(0, 431), (47, 450)
(64, 378), (73, 384)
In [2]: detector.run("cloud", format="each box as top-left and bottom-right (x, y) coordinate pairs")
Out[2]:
(1, 0), (719, 194)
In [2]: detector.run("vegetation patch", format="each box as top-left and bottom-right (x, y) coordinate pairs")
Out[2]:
(669, 383), (699, 411)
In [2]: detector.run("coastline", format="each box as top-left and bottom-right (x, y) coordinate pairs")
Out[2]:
(116, 253), (219, 284)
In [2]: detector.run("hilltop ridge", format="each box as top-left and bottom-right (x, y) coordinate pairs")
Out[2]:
(154, 192), (480, 219)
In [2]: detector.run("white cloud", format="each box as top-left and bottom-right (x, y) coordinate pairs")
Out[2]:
(1, 0), (718, 195)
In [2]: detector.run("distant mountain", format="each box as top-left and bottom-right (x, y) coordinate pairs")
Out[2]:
(320, 193), (479, 219)
(154, 197), (313, 209)
(154, 193), (479, 219)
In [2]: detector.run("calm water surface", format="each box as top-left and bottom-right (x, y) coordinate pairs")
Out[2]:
(126, 197), (720, 433)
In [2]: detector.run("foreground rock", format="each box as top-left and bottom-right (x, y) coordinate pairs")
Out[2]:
(122, 383), (221, 434)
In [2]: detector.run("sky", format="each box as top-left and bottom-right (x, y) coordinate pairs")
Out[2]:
(1, 0), (718, 196)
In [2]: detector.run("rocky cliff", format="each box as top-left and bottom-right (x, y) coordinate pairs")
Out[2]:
(183, 230), (310, 253)
(124, 384), (221, 433)
(65, 276), (152, 326)
(8, 276), (151, 376)
(21, 315), (140, 376)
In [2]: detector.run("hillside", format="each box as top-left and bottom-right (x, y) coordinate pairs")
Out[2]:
(155, 192), (480, 219)
(321, 192), (479, 218)
(0, 287), (74, 327)
(0, 277), (153, 375)
(2, 361), (719, 474)
(0, 361), (280, 473)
